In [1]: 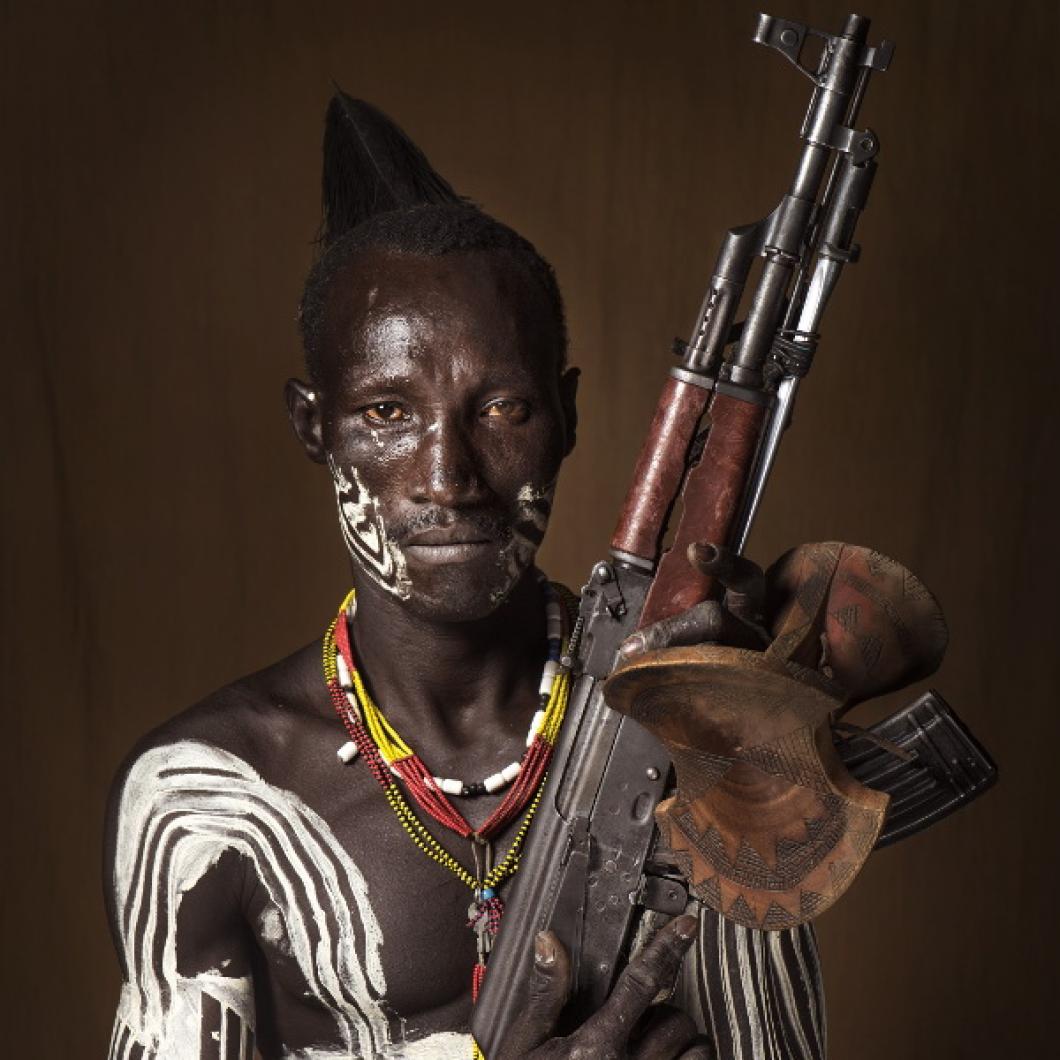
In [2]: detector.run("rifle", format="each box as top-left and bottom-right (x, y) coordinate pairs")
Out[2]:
(471, 12), (995, 1054)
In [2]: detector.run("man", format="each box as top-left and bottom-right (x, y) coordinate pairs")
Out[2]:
(104, 96), (825, 1060)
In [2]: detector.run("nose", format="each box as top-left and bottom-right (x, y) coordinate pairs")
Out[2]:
(410, 414), (488, 508)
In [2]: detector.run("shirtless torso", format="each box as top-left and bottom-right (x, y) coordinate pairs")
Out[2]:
(106, 637), (532, 1058)
(105, 624), (825, 1060)
(105, 132), (826, 1060)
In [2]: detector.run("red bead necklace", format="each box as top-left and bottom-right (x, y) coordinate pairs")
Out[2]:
(321, 582), (578, 1023)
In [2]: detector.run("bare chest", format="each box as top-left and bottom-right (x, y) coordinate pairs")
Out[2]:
(239, 736), (530, 1055)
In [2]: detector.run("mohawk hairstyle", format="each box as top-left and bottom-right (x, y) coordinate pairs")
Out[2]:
(316, 94), (464, 247)
(299, 92), (567, 386)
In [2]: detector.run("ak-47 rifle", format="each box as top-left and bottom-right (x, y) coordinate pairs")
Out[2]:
(471, 12), (995, 1055)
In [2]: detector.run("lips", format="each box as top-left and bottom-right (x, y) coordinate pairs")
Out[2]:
(404, 542), (497, 565)
(402, 525), (499, 566)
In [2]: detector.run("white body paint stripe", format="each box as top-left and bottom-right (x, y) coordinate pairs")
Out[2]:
(280, 1032), (471, 1059)
(111, 741), (393, 1057)
(110, 740), (474, 1059)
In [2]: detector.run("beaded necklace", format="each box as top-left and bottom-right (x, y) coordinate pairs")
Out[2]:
(332, 582), (569, 814)
(321, 579), (573, 1022)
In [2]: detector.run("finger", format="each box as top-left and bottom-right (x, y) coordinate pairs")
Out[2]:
(630, 1005), (699, 1060)
(619, 600), (763, 656)
(687, 543), (765, 615)
(501, 930), (571, 1057)
(580, 915), (698, 1044)
(619, 601), (724, 658)
(688, 543), (767, 631)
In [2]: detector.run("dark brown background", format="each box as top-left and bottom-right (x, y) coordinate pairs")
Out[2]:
(3, 0), (1056, 1055)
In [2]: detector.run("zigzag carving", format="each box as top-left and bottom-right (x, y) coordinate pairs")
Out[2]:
(671, 797), (847, 890)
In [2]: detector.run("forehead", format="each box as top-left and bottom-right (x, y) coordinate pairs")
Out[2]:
(322, 248), (558, 385)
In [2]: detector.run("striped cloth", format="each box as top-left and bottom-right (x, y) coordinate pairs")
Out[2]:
(674, 906), (826, 1060)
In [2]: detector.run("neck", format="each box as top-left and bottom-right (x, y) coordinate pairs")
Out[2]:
(345, 569), (548, 748)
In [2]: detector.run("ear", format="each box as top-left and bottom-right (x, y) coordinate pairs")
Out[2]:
(285, 378), (328, 464)
(559, 366), (580, 457)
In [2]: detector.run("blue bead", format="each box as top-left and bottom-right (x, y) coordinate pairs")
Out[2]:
(480, 887), (495, 900)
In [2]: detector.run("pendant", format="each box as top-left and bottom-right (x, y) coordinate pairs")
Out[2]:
(469, 838), (495, 962)
(468, 899), (493, 961)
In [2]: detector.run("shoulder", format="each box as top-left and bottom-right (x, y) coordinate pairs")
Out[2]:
(102, 638), (347, 927)
(103, 639), (339, 885)
(110, 639), (328, 797)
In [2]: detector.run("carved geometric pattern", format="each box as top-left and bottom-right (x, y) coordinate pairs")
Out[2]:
(842, 570), (915, 660)
(727, 894), (757, 928)
(742, 728), (832, 793)
(763, 902), (797, 930)
(695, 874), (721, 910)
(857, 632), (882, 676)
(733, 840), (775, 889)
(669, 745), (733, 801)
(775, 836), (804, 862)
(794, 564), (829, 621)
(690, 820), (729, 863)
(799, 889), (827, 918)
(829, 859), (856, 894)
(830, 603), (860, 632)
(865, 549), (889, 578)
(846, 819), (878, 860)
(671, 797), (847, 891)
(803, 814), (826, 842)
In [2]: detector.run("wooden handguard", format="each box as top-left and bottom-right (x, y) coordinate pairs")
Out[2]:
(610, 375), (712, 563)
(638, 391), (767, 628)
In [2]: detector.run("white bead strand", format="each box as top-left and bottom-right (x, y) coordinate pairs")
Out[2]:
(337, 578), (570, 796)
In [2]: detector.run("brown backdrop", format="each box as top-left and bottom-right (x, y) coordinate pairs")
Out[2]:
(3, 1), (1057, 1055)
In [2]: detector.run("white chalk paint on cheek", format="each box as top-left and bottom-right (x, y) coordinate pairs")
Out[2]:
(516, 481), (555, 510)
(327, 453), (412, 600)
(109, 740), (396, 1058)
(490, 481), (555, 605)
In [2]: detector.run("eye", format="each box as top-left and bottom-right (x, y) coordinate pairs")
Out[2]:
(482, 398), (530, 423)
(362, 402), (408, 424)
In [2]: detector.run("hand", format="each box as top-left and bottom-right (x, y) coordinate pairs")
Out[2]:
(619, 543), (768, 658)
(498, 914), (711, 1059)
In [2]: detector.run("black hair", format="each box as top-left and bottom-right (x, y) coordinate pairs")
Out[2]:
(298, 202), (568, 387)
(298, 93), (567, 385)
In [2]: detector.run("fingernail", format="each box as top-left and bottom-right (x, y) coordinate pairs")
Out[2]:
(674, 914), (699, 941)
(534, 932), (556, 967)
(619, 634), (645, 657)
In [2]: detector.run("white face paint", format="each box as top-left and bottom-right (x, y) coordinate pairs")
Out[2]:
(327, 454), (412, 601)
(490, 480), (555, 605)
(108, 741), (470, 1059)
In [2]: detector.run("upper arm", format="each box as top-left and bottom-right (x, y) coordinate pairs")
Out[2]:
(675, 906), (826, 1060)
(104, 740), (258, 1060)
